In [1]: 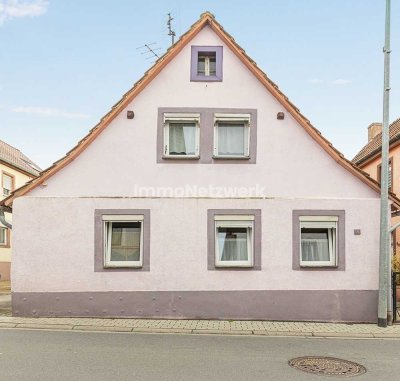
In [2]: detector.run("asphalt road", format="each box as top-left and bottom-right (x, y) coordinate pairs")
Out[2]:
(0, 329), (399, 381)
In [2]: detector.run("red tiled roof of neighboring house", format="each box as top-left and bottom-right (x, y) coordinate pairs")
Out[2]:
(352, 118), (400, 166)
(1, 12), (400, 208)
(0, 139), (41, 177)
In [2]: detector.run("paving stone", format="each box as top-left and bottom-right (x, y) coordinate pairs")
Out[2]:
(256, 331), (313, 337)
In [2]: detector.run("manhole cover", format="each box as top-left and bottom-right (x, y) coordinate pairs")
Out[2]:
(289, 356), (366, 377)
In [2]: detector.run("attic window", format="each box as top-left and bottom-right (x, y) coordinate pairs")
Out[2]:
(191, 46), (223, 82)
(198, 52), (216, 76)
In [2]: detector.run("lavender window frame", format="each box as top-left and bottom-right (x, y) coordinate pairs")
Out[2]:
(94, 209), (150, 272)
(207, 209), (262, 270)
(191, 46), (223, 82)
(157, 108), (257, 164)
(292, 210), (345, 271)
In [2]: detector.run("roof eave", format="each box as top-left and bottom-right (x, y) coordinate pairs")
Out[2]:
(354, 135), (400, 168)
(0, 158), (39, 178)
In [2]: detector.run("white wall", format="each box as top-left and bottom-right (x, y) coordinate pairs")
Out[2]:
(12, 196), (379, 292)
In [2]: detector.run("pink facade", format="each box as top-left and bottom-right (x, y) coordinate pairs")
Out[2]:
(9, 20), (382, 322)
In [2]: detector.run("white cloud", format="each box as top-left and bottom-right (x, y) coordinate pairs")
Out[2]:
(332, 79), (351, 86)
(12, 106), (91, 119)
(0, 0), (49, 25)
(310, 78), (324, 85)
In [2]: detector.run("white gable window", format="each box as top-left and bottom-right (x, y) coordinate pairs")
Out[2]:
(191, 46), (223, 82)
(215, 215), (254, 267)
(103, 215), (144, 268)
(213, 114), (250, 158)
(300, 216), (338, 267)
(197, 52), (216, 76)
(163, 113), (200, 158)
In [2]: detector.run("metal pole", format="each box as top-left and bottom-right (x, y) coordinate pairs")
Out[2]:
(378, 0), (391, 327)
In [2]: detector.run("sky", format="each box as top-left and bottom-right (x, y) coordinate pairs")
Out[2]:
(0, 0), (399, 169)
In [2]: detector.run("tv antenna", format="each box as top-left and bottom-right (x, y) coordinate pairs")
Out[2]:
(167, 13), (176, 45)
(136, 43), (161, 61)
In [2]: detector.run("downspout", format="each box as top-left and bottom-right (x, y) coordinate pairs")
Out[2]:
(0, 206), (12, 229)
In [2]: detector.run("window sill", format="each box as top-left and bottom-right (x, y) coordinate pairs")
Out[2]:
(104, 265), (143, 269)
(213, 155), (250, 160)
(215, 264), (254, 268)
(162, 155), (200, 160)
(212, 265), (260, 271)
(191, 76), (222, 82)
(298, 265), (339, 270)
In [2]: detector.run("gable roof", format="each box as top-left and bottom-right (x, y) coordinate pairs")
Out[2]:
(2, 12), (400, 208)
(352, 118), (400, 166)
(0, 139), (41, 177)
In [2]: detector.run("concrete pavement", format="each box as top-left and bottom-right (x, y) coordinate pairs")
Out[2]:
(0, 329), (399, 380)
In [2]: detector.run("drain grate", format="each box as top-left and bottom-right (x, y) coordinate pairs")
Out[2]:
(289, 356), (366, 377)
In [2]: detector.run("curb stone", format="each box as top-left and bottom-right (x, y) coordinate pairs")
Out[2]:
(73, 326), (133, 332)
(16, 323), (74, 330)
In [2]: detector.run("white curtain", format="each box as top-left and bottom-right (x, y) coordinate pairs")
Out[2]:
(301, 239), (330, 261)
(218, 228), (248, 261)
(217, 124), (245, 156)
(169, 124), (196, 155)
(197, 57), (205, 75)
(110, 223), (141, 262)
(301, 229), (333, 261)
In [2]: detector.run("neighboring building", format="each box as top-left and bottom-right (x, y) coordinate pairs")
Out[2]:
(2, 12), (399, 322)
(0, 140), (41, 280)
(352, 119), (400, 255)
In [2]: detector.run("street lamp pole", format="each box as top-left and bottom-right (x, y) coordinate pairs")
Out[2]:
(378, 0), (391, 328)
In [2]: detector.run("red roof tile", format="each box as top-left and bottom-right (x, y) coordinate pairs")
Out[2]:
(0, 139), (41, 177)
(353, 118), (400, 165)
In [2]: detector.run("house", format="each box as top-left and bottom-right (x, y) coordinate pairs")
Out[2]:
(2, 12), (398, 322)
(0, 140), (41, 281)
(352, 119), (400, 255)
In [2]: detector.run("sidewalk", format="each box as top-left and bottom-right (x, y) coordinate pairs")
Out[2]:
(0, 314), (400, 338)
(0, 281), (11, 317)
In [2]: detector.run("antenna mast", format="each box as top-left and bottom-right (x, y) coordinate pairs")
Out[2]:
(167, 13), (176, 45)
